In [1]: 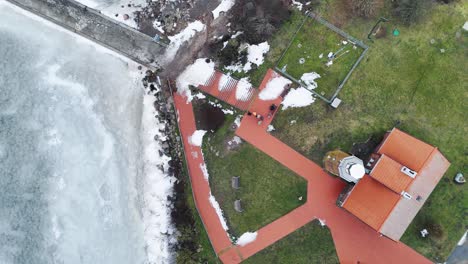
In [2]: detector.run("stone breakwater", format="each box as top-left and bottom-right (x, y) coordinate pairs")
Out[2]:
(5, 0), (167, 69)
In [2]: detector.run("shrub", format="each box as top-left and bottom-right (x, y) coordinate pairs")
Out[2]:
(217, 39), (241, 66)
(231, 0), (291, 44)
(392, 0), (428, 25)
(427, 221), (445, 239)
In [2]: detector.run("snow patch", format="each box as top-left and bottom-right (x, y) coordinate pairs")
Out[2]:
(463, 21), (468, 31)
(165, 21), (205, 62)
(212, 0), (235, 19)
(153, 20), (165, 34)
(267, 125), (275, 132)
(189, 130), (207, 147)
(209, 193), (229, 231)
(236, 78), (253, 101)
(291, 0), (303, 10)
(244, 42), (270, 72)
(194, 92), (206, 99)
(234, 115), (242, 128)
(236, 232), (257, 246)
(74, 0), (148, 28)
(219, 74), (232, 91)
(282, 87), (315, 109)
(259, 75), (292, 101)
(318, 218), (326, 227)
(232, 31), (243, 38)
(141, 91), (177, 263)
(200, 163), (209, 181)
(232, 136), (242, 144)
(222, 109), (234, 115)
(458, 230), (467, 246)
(301, 72), (321, 90)
(225, 41), (270, 73)
(176, 58), (214, 102)
(75, 0), (99, 7)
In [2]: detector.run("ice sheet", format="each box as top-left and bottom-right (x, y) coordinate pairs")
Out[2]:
(0, 4), (174, 264)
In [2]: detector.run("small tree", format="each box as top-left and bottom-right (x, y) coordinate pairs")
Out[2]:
(217, 39), (241, 67)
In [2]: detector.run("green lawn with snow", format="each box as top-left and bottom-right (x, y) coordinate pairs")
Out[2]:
(276, 15), (365, 100)
(272, 1), (467, 262)
(193, 99), (307, 238)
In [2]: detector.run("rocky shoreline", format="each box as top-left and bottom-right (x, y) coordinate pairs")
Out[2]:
(142, 71), (211, 262)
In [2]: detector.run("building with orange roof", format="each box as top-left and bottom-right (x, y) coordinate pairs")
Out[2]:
(338, 128), (450, 241)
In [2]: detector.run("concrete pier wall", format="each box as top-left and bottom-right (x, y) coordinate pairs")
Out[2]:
(6, 0), (167, 69)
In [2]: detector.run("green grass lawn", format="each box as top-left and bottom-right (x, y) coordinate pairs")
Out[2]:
(194, 99), (307, 238)
(276, 16), (365, 99)
(270, 1), (467, 262)
(243, 220), (339, 264)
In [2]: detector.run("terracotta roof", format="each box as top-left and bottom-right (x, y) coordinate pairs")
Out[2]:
(370, 154), (413, 193)
(343, 128), (451, 241)
(377, 128), (435, 171)
(342, 175), (401, 230)
(379, 150), (450, 240)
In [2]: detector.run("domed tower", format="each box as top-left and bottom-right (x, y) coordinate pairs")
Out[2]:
(338, 156), (365, 183)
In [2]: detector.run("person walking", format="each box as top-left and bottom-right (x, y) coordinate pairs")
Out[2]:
(268, 104), (277, 119)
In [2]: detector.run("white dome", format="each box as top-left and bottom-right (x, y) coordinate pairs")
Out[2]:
(349, 164), (365, 179)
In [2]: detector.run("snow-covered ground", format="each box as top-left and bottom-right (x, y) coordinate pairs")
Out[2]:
(75, 0), (148, 28)
(189, 130), (207, 147)
(301, 72), (321, 90)
(0, 3), (174, 264)
(236, 77), (253, 101)
(165, 21), (206, 63)
(176, 58), (214, 102)
(212, 0), (235, 20)
(209, 192), (229, 231)
(259, 74), (292, 101)
(225, 41), (270, 73)
(236, 232), (257, 246)
(282, 87), (315, 109)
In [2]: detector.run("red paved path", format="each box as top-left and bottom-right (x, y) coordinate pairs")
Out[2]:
(198, 70), (257, 111)
(173, 94), (241, 262)
(173, 68), (432, 264)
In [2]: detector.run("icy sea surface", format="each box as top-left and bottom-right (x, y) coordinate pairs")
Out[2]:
(0, 3), (157, 264)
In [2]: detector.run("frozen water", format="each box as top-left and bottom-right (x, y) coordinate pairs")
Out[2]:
(0, 4), (172, 264)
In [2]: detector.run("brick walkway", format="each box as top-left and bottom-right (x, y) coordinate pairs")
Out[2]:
(173, 69), (432, 264)
(197, 70), (257, 111)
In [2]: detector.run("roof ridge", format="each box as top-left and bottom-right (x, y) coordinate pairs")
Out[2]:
(393, 128), (437, 149)
(378, 194), (405, 232)
(414, 147), (440, 176)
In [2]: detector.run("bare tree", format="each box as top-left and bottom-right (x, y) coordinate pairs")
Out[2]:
(350, 0), (383, 18)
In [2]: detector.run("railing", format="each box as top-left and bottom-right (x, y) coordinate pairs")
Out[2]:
(275, 10), (370, 105)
